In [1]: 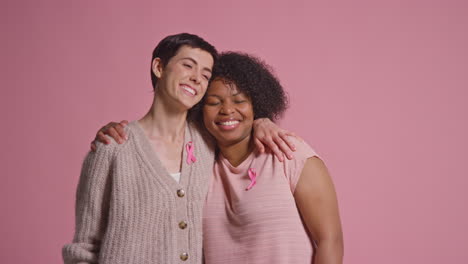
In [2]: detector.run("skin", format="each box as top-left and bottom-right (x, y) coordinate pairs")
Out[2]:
(92, 55), (298, 161)
(137, 46), (214, 173)
(94, 118), (297, 161)
(203, 80), (344, 264)
(203, 79), (255, 167)
(295, 159), (344, 263)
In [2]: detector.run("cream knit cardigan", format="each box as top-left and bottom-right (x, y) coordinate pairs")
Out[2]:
(63, 121), (214, 264)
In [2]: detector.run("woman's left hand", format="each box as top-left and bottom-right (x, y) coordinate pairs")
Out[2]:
(252, 118), (298, 162)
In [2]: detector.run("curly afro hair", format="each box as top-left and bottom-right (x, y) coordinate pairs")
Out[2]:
(188, 52), (288, 124)
(217, 52), (288, 121)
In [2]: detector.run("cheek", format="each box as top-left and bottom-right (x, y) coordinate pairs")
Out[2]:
(244, 104), (255, 121)
(199, 84), (208, 96)
(202, 108), (215, 126)
(170, 65), (188, 78)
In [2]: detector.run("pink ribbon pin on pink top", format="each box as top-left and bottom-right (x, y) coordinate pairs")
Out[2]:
(246, 168), (257, 191)
(186, 141), (196, 165)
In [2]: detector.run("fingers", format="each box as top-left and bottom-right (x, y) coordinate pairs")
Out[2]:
(92, 120), (128, 152)
(96, 131), (111, 144)
(279, 132), (297, 152)
(102, 122), (119, 135)
(263, 137), (284, 162)
(274, 135), (294, 160)
(259, 133), (297, 161)
(107, 127), (125, 144)
(284, 131), (296, 138)
(90, 141), (97, 152)
(254, 138), (265, 153)
(101, 121), (129, 144)
(114, 123), (128, 141)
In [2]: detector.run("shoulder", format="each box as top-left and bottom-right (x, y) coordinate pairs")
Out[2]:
(188, 122), (210, 140)
(188, 122), (216, 154)
(92, 122), (136, 158)
(281, 136), (322, 192)
(287, 136), (319, 161)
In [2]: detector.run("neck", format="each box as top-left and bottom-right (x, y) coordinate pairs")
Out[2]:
(139, 93), (188, 141)
(218, 135), (254, 167)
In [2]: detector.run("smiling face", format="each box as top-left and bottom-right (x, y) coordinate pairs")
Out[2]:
(152, 45), (214, 110)
(203, 79), (254, 147)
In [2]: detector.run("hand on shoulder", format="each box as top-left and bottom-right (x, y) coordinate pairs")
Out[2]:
(90, 120), (130, 152)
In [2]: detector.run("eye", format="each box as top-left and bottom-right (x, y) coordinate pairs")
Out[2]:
(183, 63), (193, 69)
(203, 75), (211, 81)
(234, 100), (247, 104)
(204, 98), (220, 106)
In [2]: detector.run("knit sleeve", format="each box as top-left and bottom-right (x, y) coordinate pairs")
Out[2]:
(62, 142), (115, 264)
(284, 137), (319, 193)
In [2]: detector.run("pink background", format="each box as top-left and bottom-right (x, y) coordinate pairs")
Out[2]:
(1, 0), (467, 263)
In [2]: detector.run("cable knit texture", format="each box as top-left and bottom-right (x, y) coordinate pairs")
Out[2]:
(63, 121), (214, 264)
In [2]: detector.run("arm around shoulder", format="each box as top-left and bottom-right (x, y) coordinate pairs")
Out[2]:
(62, 143), (116, 264)
(294, 157), (344, 264)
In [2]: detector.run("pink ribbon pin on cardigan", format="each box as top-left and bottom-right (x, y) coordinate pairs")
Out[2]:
(186, 141), (197, 165)
(245, 168), (257, 191)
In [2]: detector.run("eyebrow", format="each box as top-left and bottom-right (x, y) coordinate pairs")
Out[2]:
(205, 92), (244, 98)
(206, 94), (222, 99)
(181, 57), (212, 73)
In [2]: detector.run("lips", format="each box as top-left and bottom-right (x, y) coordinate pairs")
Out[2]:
(218, 120), (239, 126)
(215, 118), (240, 131)
(181, 84), (197, 96)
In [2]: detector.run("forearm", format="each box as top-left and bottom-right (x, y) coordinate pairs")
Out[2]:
(62, 243), (99, 264)
(314, 237), (344, 264)
(63, 146), (113, 263)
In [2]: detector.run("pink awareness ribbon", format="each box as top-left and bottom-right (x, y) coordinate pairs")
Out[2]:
(245, 168), (257, 191)
(186, 141), (196, 165)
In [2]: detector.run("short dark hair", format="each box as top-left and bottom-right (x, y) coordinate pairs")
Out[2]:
(208, 52), (288, 121)
(150, 33), (218, 89)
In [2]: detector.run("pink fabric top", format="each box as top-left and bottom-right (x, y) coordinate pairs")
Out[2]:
(203, 138), (318, 264)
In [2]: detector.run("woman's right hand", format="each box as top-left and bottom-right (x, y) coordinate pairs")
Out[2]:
(90, 120), (129, 152)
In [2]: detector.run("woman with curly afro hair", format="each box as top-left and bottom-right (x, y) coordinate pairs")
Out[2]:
(201, 52), (343, 264)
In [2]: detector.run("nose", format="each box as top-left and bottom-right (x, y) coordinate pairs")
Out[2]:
(220, 101), (235, 115)
(189, 70), (201, 85)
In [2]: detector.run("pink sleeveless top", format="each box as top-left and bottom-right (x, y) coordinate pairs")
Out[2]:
(203, 138), (317, 264)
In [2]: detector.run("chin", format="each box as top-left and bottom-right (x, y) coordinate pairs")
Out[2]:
(180, 99), (200, 110)
(210, 133), (233, 145)
(216, 133), (249, 146)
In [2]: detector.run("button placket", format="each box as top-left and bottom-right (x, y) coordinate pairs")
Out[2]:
(175, 187), (189, 262)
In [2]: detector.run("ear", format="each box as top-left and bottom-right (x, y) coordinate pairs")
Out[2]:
(152, 58), (164, 78)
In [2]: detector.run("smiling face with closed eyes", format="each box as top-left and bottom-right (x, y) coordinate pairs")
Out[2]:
(202, 79), (254, 148)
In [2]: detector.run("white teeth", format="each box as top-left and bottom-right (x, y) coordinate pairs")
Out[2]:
(182, 86), (196, 95)
(219, 120), (239, 126)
